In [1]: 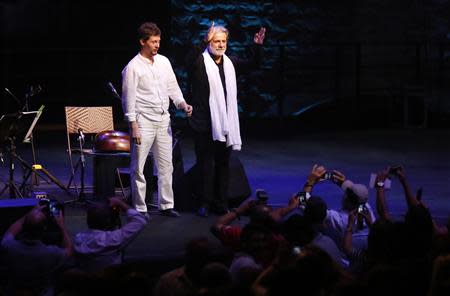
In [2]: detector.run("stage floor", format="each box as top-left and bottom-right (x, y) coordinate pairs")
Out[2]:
(1, 127), (449, 269)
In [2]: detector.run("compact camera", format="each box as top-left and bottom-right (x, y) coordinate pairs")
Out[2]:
(39, 198), (63, 217)
(323, 171), (333, 180)
(255, 189), (269, 205)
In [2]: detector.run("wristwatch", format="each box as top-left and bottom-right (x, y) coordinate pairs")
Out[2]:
(375, 181), (385, 188)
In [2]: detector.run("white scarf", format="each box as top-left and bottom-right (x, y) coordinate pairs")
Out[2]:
(202, 49), (242, 151)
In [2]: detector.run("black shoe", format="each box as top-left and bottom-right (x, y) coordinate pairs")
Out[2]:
(197, 207), (209, 217)
(159, 209), (180, 217)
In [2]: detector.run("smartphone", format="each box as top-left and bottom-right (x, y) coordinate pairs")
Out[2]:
(298, 192), (306, 204)
(369, 173), (392, 189)
(295, 191), (309, 206)
(389, 165), (402, 175)
(357, 204), (365, 213)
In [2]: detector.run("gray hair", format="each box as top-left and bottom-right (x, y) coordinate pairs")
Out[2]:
(205, 25), (229, 42)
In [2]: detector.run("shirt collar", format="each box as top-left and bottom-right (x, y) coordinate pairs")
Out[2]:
(138, 53), (158, 64)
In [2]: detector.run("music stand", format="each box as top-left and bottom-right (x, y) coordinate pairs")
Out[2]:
(0, 106), (68, 198)
(0, 110), (39, 198)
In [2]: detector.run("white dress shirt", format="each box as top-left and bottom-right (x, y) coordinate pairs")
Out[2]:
(122, 53), (185, 122)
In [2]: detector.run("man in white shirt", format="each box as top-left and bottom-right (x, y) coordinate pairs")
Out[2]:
(122, 22), (192, 217)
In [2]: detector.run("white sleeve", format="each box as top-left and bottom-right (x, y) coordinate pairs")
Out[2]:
(121, 65), (139, 122)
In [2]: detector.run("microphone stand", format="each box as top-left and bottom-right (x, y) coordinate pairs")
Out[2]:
(4, 87), (39, 188)
(4, 87), (70, 197)
(78, 129), (86, 198)
(23, 89), (39, 186)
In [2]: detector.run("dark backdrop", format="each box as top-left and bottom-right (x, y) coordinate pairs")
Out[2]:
(1, 0), (171, 126)
(2, 0), (450, 130)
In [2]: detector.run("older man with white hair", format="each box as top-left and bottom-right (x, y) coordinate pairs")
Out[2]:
(186, 22), (266, 217)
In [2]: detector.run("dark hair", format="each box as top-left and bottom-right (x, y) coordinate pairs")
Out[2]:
(184, 237), (212, 285)
(240, 222), (273, 255)
(405, 204), (433, 255)
(344, 188), (360, 205)
(86, 202), (117, 231)
(304, 196), (328, 225)
(367, 219), (396, 264)
(269, 245), (343, 296)
(138, 22), (161, 41)
(199, 262), (231, 291)
(281, 214), (315, 246)
(249, 204), (275, 229)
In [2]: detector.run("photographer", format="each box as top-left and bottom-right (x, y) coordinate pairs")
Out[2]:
(0, 203), (72, 295)
(210, 195), (299, 251)
(73, 197), (147, 272)
(373, 166), (438, 295)
(303, 164), (376, 250)
(375, 166), (437, 254)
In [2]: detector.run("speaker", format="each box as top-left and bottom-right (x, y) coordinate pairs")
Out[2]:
(183, 151), (252, 210)
(0, 198), (37, 237)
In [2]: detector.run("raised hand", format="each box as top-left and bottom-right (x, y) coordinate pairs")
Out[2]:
(307, 164), (326, 185)
(376, 167), (390, 183)
(331, 169), (346, 186)
(205, 21), (216, 43)
(254, 27), (266, 45)
(393, 165), (406, 182)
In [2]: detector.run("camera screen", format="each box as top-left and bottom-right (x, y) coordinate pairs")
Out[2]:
(49, 202), (60, 216)
(296, 192), (307, 205)
(357, 204), (365, 213)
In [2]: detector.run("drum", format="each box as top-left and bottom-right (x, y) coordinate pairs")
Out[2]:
(95, 130), (130, 152)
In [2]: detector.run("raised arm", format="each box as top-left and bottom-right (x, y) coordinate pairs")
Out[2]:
(53, 211), (74, 257)
(230, 27), (266, 73)
(210, 198), (257, 237)
(303, 164), (327, 193)
(393, 166), (418, 208)
(270, 194), (300, 222)
(375, 168), (391, 221)
(343, 210), (357, 256)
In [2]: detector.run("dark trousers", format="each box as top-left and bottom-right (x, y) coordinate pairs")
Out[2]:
(194, 131), (231, 210)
